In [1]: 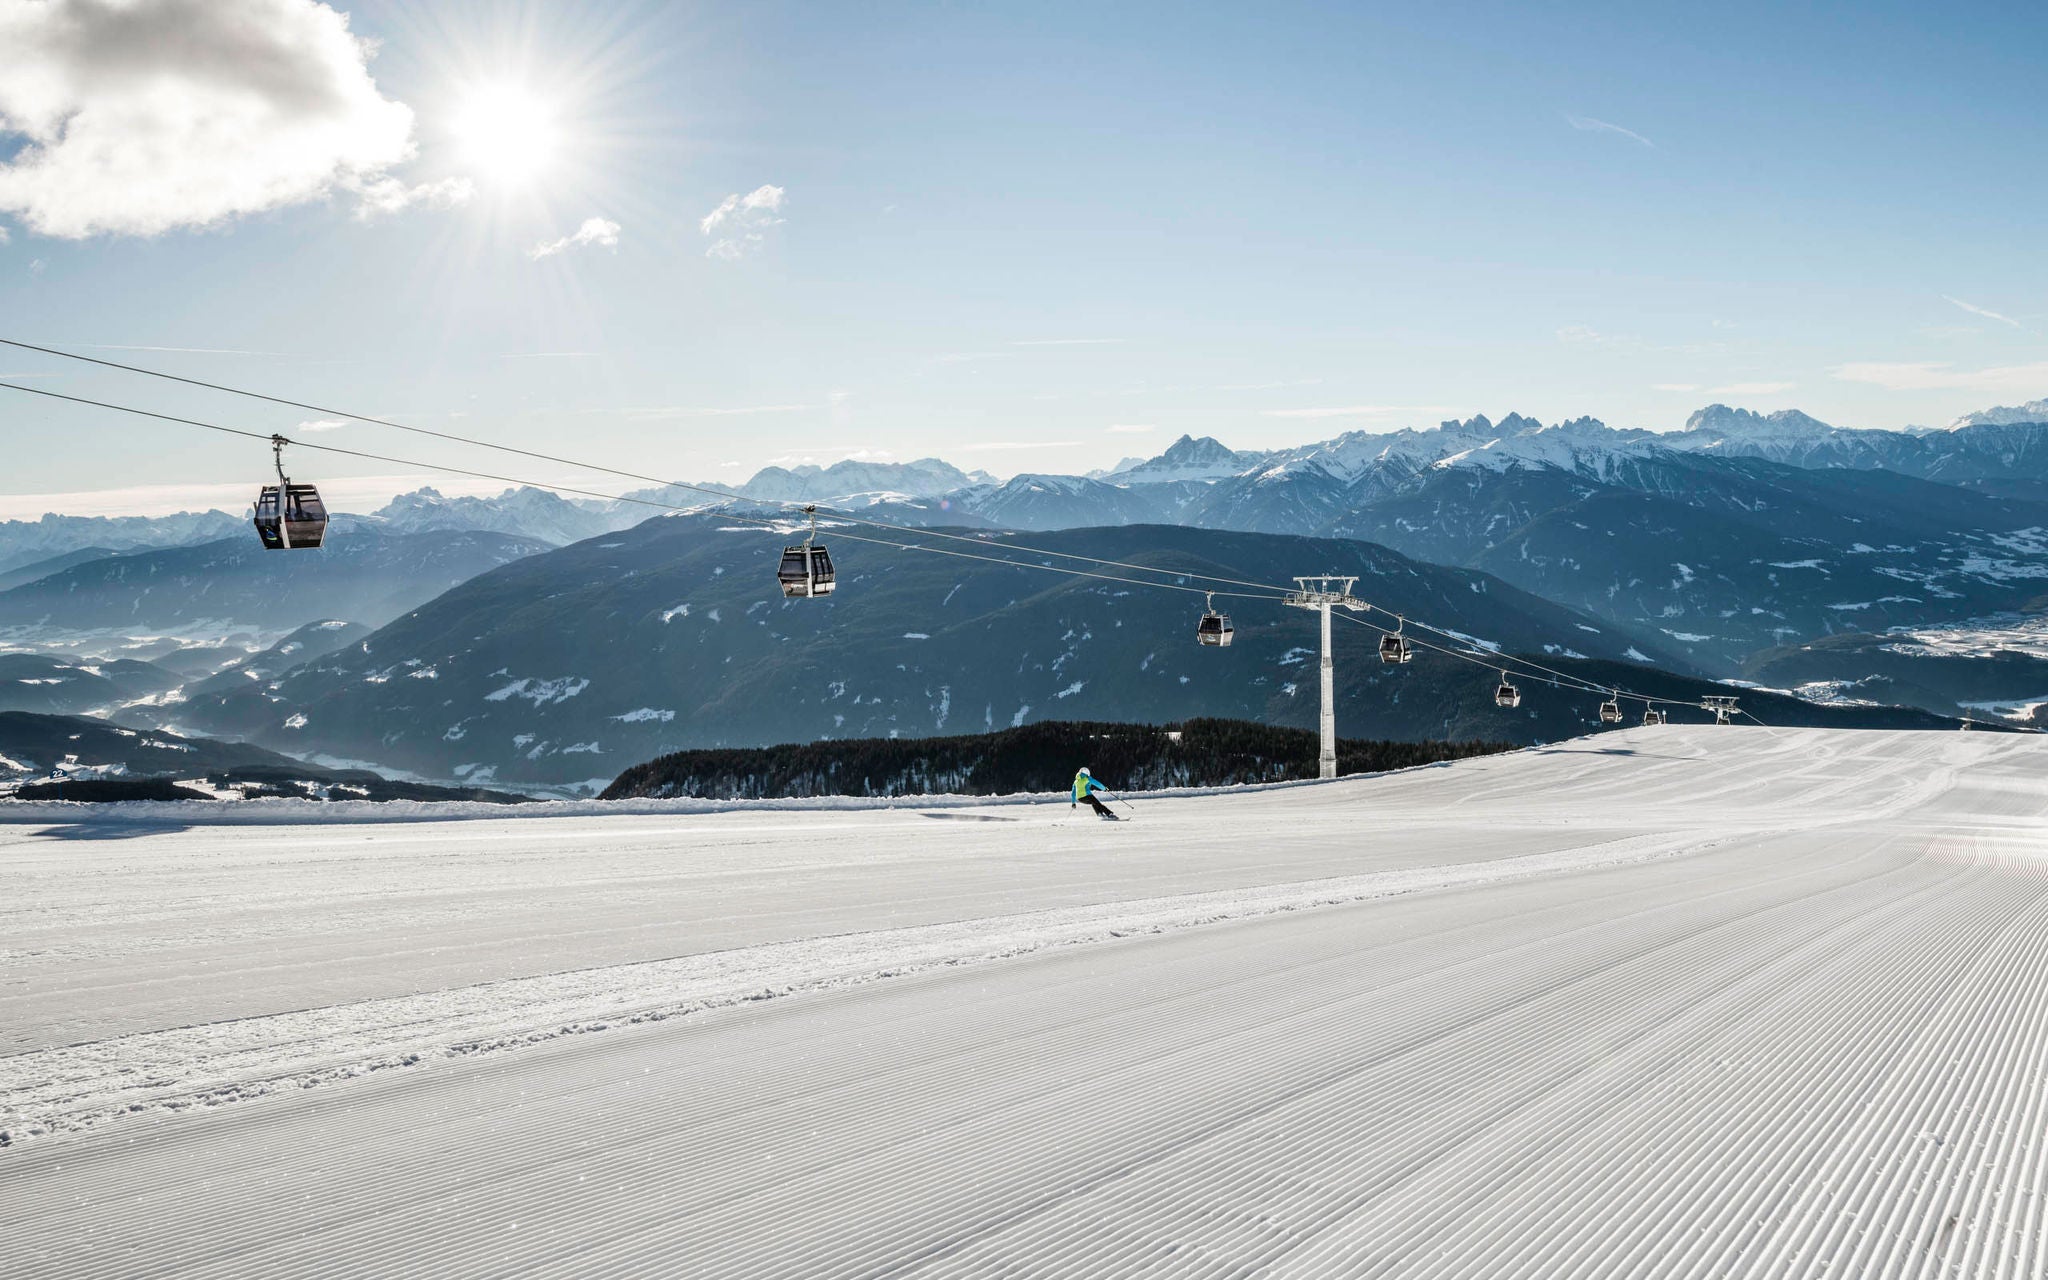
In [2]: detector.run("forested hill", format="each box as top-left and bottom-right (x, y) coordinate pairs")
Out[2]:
(600, 718), (1519, 800)
(192, 515), (1686, 789)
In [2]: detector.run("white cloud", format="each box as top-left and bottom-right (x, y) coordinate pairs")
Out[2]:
(1106, 424), (1156, 433)
(296, 418), (347, 433)
(1261, 404), (1460, 419)
(0, 0), (429, 238)
(1012, 338), (1124, 346)
(353, 175), (472, 221)
(1942, 296), (2022, 328)
(1565, 114), (1655, 148)
(700, 184), (785, 259)
(529, 216), (620, 260)
(1832, 360), (2048, 394)
(1712, 381), (1796, 395)
(1652, 383), (1700, 392)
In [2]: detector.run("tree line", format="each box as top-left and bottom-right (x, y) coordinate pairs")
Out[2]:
(602, 718), (1518, 800)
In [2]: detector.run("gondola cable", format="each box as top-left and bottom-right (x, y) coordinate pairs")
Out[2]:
(0, 337), (1297, 599)
(0, 380), (1294, 605)
(0, 371), (1781, 718)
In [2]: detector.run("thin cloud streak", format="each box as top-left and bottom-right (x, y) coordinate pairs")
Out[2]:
(1943, 296), (2022, 328)
(1214, 378), (1324, 391)
(1010, 338), (1125, 346)
(952, 441), (1082, 451)
(79, 344), (285, 355)
(1712, 381), (1796, 395)
(1565, 114), (1655, 148)
(1832, 360), (2048, 393)
(1261, 404), (1461, 419)
(621, 404), (814, 419)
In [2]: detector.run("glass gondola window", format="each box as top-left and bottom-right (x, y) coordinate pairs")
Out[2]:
(252, 434), (327, 551)
(1196, 593), (1233, 647)
(777, 505), (836, 598)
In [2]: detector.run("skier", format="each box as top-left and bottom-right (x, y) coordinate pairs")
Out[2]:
(1071, 766), (1119, 820)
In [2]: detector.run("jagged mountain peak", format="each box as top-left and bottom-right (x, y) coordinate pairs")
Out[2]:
(1682, 404), (1836, 439)
(1946, 397), (2048, 430)
(738, 457), (988, 503)
(1156, 433), (1240, 463)
(1109, 434), (1264, 485)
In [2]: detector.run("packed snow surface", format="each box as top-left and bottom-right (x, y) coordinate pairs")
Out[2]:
(5, 726), (2048, 1278)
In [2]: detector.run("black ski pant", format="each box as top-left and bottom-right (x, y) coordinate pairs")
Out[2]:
(1080, 793), (1113, 817)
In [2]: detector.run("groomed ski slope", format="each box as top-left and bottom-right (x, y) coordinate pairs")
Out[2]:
(4, 726), (2047, 1277)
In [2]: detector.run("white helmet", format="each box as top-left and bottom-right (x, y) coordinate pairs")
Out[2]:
(1078, 766), (1091, 776)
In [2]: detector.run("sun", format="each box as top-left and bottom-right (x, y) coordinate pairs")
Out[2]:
(449, 82), (562, 187)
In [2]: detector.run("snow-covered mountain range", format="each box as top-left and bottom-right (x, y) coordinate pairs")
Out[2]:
(8, 398), (2048, 686)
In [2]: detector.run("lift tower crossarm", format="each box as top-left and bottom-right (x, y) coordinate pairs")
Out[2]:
(1283, 576), (1369, 780)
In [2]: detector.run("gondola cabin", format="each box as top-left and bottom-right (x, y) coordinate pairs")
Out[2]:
(777, 543), (836, 598)
(1598, 698), (1622, 724)
(253, 482), (327, 550)
(1196, 609), (1233, 647)
(1643, 708), (1666, 726)
(1494, 679), (1521, 709)
(1379, 635), (1412, 664)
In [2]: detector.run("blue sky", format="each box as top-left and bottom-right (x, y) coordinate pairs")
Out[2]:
(1, 0), (2043, 515)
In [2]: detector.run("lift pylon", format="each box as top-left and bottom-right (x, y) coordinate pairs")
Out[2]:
(1283, 576), (1368, 779)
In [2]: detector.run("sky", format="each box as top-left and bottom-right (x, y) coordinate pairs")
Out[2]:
(1, 0), (2045, 517)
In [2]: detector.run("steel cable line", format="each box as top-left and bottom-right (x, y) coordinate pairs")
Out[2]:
(1332, 610), (1724, 714)
(1340, 607), (1786, 728)
(0, 337), (1298, 598)
(0, 376), (1707, 711)
(0, 381), (1291, 603)
(0, 372), (1790, 722)
(1337, 597), (1684, 705)
(0, 337), (1707, 669)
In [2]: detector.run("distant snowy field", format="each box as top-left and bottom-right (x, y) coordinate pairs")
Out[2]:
(6, 726), (2048, 1278)
(1889, 612), (2048, 662)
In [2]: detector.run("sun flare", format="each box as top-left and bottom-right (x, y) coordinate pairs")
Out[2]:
(448, 82), (561, 186)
